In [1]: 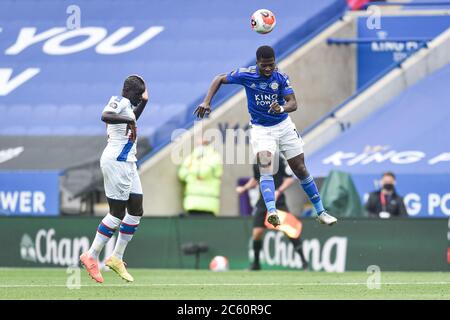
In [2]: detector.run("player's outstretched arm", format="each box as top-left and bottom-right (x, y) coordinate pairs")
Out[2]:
(236, 177), (258, 194)
(194, 74), (228, 119)
(133, 88), (149, 121)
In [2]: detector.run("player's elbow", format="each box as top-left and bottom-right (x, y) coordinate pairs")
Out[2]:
(216, 74), (227, 84)
(101, 112), (111, 123)
(290, 102), (298, 112)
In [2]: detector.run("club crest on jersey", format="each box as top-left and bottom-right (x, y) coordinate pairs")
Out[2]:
(259, 83), (268, 90)
(270, 82), (279, 90)
(109, 102), (118, 109)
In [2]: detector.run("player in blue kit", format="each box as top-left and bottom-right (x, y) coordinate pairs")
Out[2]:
(194, 46), (337, 227)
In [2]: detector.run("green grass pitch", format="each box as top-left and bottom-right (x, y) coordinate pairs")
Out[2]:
(1, 268), (449, 300)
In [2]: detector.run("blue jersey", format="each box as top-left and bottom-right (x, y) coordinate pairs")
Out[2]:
(226, 65), (294, 126)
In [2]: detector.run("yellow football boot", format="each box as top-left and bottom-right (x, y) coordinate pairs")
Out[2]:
(105, 256), (134, 282)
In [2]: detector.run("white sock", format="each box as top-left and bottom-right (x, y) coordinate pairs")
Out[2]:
(113, 214), (141, 260)
(88, 214), (121, 259)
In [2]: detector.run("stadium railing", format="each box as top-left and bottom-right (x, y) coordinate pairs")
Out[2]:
(301, 37), (430, 137)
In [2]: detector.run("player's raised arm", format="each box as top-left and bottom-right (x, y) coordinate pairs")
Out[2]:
(133, 87), (148, 121)
(194, 73), (228, 119)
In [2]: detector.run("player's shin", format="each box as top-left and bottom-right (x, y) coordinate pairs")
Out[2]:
(88, 213), (121, 259)
(253, 239), (262, 265)
(112, 213), (141, 260)
(290, 237), (308, 269)
(259, 174), (277, 213)
(300, 175), (325, 215)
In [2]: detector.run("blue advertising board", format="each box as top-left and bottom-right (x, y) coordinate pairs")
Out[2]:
(0, 171), (59, 216)
(352, 174), (450, 218)
(357, 15), (450, 88)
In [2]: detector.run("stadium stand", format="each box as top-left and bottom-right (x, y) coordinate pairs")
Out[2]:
(0, 0), (346, 151)
(308, 61), (450, 176)
(3, 0), (447, 216)
(306, 61), (450, 217)
(0, 0), (348, 216)
(137, 6), (450, 216)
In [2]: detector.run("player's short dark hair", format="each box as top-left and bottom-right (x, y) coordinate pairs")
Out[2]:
(382, 171), (396, 180)
(256, 46), (275, 61)
(123, 75), (145, 94)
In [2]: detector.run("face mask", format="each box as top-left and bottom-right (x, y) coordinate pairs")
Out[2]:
(383, 183), (394, 191)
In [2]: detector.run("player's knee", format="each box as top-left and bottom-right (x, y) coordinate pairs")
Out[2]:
(110, 209), (126, 220)
(107, 197), (127, 220)
(292, 162), (308, 179)
(298, 165), (308, 177)
(257, 152), (272, 169)
(127, 194), (144, 216)
(128, 207), (143, 216)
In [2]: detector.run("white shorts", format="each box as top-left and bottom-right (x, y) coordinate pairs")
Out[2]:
(100, 158), (142, 201)
(249, 116), (304, 160)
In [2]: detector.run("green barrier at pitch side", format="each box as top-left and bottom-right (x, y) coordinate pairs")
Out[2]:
(0, 217), (448, 271)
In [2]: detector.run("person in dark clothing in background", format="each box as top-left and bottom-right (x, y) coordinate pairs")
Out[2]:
(236, 155), (308, 270)
(365, 171), (408, 218)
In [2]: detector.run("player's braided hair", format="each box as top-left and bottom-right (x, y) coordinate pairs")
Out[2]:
(256, 45), (275, 60)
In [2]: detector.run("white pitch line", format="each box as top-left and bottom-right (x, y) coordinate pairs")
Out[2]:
(1, 282), (450, 288)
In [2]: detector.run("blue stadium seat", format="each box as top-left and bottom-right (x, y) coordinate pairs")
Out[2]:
(0, 105), (8, 124)
(56, 105), (84, 127)
(79, 125), (105, 135)
(32, 104), (59, 127)
(27, 126), (53, 135)
(0, 126), (27, 135)
(83, 105), (104, 126)
(7, 105), (34, 127)
(139, 125), (157, 137)
(51, 126), (79, 135)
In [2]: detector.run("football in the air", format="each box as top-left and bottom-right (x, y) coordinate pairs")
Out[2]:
(209, 256), (229, 272)
(251, 9), (276, 34)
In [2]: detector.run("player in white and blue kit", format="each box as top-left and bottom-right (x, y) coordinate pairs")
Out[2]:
(194, 46), (337, 227)
(80, 75), (148, 283)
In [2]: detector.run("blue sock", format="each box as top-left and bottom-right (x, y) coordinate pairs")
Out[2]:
(300, 175), (325, 215)
(260, 174), (276, 213)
